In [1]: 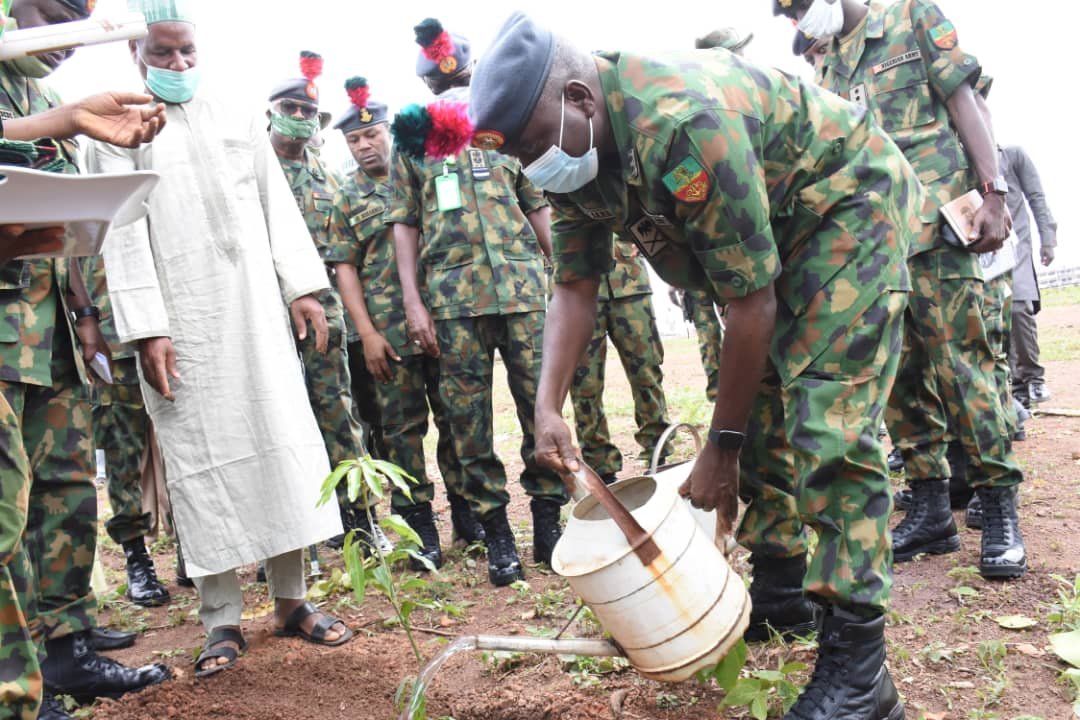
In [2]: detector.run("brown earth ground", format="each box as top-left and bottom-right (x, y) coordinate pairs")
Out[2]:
(79, 288), (1080, 720)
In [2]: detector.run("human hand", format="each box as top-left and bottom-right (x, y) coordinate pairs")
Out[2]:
(139, 336), (180, 401)
(678, 443), (740, 538)
(968, 194), (1012, 254)
(362, 332), (401, 383)
(0, 224), (64, 264)
(534, 408), (580, 477)
(1041, 246), (1055, 266)
(73, 315), (111, 381)
(74, 92), (167, 148)
(404, 300), (439, 358)
(290, 295), (328, 352)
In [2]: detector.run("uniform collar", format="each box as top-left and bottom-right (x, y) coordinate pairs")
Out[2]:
(351, 168), (387, 198)
(825, 1), (885, 80)
(595, 53), (643, 188)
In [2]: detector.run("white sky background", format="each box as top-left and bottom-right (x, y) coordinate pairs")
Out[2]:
(49, 0), (1075, 271)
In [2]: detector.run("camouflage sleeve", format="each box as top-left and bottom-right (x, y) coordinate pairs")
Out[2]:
(667, 110), (781, 302)
(385, 149), (421, 227)
(549, 193), (615, 284)
(323, 189), (361, 266)
(975, 73), (993, 99)
(911, 0), (982, 103)
(514, 163), (549, 214)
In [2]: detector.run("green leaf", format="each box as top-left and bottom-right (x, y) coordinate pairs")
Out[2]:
(750, 694), (768, 720)
(1049, 629), (1080, 668)
(406, 549), (438, 573)
(383, 514), (423, 547)
(708, 639), (748, 691)
(343, 535), (367, 605)
(346, 466), (363, 504)
(319, 461), (353, 506)
(721, 678), (763, 706)
(370, 458), (418, 485)
(779, 661), (808, 674)
(360, 462), (386, 500)
(995, 614), (1038, 630)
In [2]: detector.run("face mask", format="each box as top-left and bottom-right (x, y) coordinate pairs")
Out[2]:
(523, 93), (599, 194)
(1, 19), (56, 78)
(798, 0), (844, 40)
(143, 60), (201, 104)
(269, 111), (319, 140)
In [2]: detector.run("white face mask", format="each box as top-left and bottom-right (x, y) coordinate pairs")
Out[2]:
(798, 0), (845, 40)
(523, 93), (599, 194)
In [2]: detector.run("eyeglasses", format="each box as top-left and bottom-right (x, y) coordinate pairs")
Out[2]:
(278, 100), (319, 120)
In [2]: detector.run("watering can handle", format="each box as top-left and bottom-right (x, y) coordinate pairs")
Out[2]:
(570, 463), (661, 566)
(649, 422), (703, 475)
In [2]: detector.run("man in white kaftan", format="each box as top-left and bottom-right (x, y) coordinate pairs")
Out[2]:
(88, 1), (351, 674)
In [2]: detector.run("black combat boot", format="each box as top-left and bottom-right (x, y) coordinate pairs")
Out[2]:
(88, 627), (137, 652)
(122, 538), (170, 607)
(399, 502), (443, 571)
(531, 497), (564, 566)
(42, 631), (171, 703)
(38, 692), (73, 720)
(783, 607), (904, 720)
(977, 486), (1026, 579)
(891, 478), (960, 562)
(886, 447), (904, 473)
(894, 442), (972, 511)
(447, 493), (485, 544)
(745, 554), (821, 642)
(965, 493), (982, 529)
(480, 508), (524, 586)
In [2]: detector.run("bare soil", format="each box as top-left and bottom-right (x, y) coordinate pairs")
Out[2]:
(86, 303), (1080, 720)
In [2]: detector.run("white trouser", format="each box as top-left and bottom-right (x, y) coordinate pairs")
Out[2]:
(192, 548), (305, 630)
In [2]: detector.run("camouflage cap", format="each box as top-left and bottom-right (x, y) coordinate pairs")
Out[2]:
(695, 27), (753, 51)
(468, 12), (554, 151)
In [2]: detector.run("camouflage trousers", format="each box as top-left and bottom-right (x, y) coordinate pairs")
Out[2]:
(983, 273), (1017, 437)
(686, 290), (723, 403)
(570, 293), (670, 476)
(435, 312), (566, 518)
(92, 358), (152, 544)
(0, 366), (97, 720)
(297, 289), (368, 512)
(738, 291), (907, 613)
(375, 354), (464, 510)
(885, 247), (1023, 488)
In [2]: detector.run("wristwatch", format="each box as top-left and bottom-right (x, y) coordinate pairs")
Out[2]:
(977, 176), (1009, 197)
(708, 428), (746, 451)
(71, 305), (100, 323)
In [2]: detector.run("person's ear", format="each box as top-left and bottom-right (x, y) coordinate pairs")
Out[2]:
(564, 80), (596, 118)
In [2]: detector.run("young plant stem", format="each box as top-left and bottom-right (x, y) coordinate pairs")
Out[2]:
(363, 495), (422, 663)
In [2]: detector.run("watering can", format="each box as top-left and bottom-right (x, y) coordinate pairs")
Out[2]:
(551, 423), (751, 682)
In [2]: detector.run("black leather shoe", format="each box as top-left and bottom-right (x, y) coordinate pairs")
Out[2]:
(894, 445), (972, 512)
(88, 627), (136, 652)
(38, 692), (73, 720)
(1028, 381), (1051, 405)
(122, 538), (170, 607)
(531, 497), (563, 566)
(966, 493), (983, 529)
(886, 448), (904, 473)
(746, 554), (821, 642)
(783, 607), (904, 720)
(892, 479), (960, 562)
(480, 508), (524, 586)
(447, 493), (485, 544)
(978, 486), (1027, 579)
(42, 631), (171, 703)
(400, 502), (443, 571)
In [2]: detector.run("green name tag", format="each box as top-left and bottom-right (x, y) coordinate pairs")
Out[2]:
(435, 169), (462, 213)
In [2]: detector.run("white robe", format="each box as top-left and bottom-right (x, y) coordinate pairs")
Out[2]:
(89, 94), (342, 577)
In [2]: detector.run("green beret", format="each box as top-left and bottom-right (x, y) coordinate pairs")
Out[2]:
(468, 12), (554, 151)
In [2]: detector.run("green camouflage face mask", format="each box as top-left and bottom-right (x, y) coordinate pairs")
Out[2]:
(270, 111), (319, 140)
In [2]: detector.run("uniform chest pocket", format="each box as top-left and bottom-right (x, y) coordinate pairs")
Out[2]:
(870, 61), (935, 132)
(312, 192), (334, 230)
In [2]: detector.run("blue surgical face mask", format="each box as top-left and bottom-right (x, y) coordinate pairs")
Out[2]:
(523, 93), (599, 194)
(143, 58), (201, 104)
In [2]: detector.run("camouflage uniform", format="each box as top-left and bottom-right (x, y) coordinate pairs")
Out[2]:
(387, 148), (566, 518)
(276, 150), (371, 501)
(570, 241), (670, 476)
(84, 256), (153, 545)
(327, 171), (463, 508)
(547, 52), (918, 612)
(817, 0), (1023, 491)
(684, 289), (723, 402)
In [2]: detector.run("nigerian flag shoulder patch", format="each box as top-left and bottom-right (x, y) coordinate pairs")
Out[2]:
(662, 157), (710, 204)
(929, 20), (958, 50)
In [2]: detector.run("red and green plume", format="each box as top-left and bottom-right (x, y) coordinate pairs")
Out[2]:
(300, 50), (323, 100)
(390, 100), (473, 161)
(345, 76), (369, 110)
(414, 18), (454, 63)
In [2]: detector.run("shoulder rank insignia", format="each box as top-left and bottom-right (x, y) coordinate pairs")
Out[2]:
(662, 157), (710, 204)
(928, 21), (957, 50)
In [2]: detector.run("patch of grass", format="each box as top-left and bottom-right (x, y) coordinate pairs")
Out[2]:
(1039, 326), (1080, 363)
(1040, 285), (1080, 309)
